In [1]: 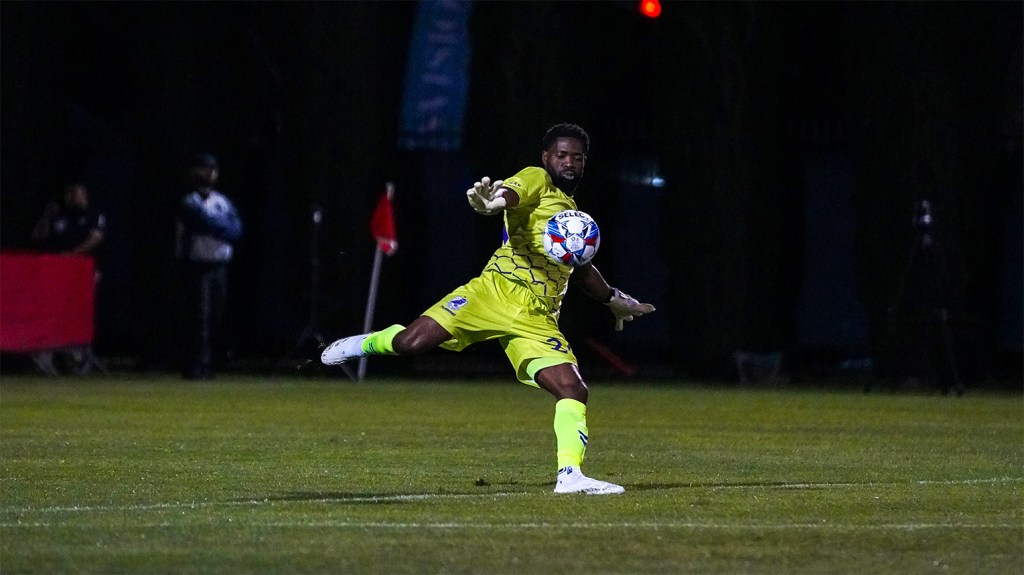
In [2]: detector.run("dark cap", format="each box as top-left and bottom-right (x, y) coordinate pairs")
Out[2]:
(191, 153), (219, 169)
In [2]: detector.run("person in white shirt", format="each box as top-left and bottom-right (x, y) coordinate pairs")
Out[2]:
(175, 153), (243, 380)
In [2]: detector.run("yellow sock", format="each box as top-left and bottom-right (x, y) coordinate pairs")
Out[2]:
(554, 398), (588, 470)
(361, 324), (405, 355)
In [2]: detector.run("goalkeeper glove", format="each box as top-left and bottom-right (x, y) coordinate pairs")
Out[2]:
(604, 288), (656, 331)
(466, 176), (506, 215)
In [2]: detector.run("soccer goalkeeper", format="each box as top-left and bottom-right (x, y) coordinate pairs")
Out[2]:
(322, 123), (655, 495)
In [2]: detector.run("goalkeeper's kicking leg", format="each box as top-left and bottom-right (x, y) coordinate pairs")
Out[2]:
(319, 316), (449, 364)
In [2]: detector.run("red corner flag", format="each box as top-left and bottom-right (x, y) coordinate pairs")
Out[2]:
(370, 183), (398, 255)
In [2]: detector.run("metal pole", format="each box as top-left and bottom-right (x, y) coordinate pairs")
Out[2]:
(357, 245), (384, 381)
(357, 183), (395, 381)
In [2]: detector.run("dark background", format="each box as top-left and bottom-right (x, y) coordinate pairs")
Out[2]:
(2, 1), (1021, 386)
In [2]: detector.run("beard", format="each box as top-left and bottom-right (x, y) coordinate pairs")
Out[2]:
(552, 172), (582, 194)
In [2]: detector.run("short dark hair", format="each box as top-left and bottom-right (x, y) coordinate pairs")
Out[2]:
(542, 123), (589, 155)
(191, 153), (219, 169)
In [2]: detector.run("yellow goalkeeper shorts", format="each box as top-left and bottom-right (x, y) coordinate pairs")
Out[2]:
(421, 270), (578, 386)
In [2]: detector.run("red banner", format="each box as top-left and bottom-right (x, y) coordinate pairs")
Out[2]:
(0, 252), (95, 352)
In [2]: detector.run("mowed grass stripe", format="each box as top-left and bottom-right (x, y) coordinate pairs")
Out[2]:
(2, 476), (1019, 515)
(5, 521), (1017, 530)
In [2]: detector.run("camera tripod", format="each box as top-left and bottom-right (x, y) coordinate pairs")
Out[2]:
(278, 204), (355, 380)
(881, 200), (964, 395)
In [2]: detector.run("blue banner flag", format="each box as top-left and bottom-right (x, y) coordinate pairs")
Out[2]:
(398, 0), (473, 151)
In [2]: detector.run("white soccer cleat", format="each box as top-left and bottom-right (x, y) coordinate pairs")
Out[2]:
(320, 334), (370, 365)
(553, 466), (625, 495)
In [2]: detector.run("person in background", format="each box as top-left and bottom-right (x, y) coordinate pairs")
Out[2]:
(29, 181), (107, 375)
(320, 123), (655, 494)
(32, 181), (106, 258)
(175, 153), (243, 380)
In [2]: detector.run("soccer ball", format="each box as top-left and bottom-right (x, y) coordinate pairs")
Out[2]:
(543, 210), (601, 267)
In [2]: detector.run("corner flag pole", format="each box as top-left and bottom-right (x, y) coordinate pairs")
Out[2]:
(358, 182), (396, 381)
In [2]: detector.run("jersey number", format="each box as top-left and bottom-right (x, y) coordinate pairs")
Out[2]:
(546, 337), (571, 354)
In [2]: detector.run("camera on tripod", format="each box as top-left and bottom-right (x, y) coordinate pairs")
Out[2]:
(881, 198), (964, 395)
(913, 199), (938, 249)
(913, 199), (933, 230)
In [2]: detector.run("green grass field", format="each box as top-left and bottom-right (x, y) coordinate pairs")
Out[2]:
(1, 375), (1021, 574)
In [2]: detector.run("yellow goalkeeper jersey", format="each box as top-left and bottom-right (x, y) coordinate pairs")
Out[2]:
(484, 166), (578, 315)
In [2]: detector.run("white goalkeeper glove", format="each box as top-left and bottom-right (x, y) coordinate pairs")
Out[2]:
(604, 288), (656, 331)
(466, 176), (507, 215)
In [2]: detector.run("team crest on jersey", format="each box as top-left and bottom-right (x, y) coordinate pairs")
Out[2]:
(443, 296), (468, 315)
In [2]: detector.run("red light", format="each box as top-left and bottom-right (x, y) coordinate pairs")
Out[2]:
(640, 0), (661, 18)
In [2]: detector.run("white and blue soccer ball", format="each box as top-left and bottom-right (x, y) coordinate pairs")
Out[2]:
(543, 210), (601, 267)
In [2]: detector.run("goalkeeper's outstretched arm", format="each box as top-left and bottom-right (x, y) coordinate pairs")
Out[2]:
(572, 263), (656, 331)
